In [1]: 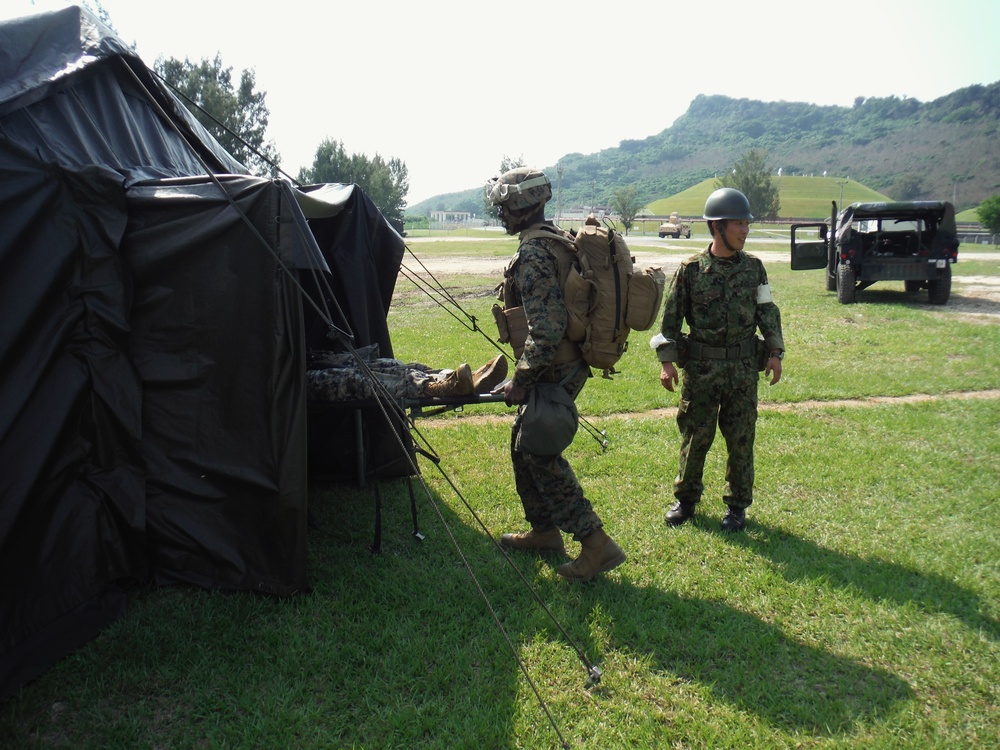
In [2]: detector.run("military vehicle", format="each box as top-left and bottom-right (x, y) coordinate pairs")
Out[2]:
(790, 201), (959, 304)
(658, 212), (692, 239)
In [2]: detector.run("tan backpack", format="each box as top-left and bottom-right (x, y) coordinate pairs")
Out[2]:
(495, 217), (665, 376)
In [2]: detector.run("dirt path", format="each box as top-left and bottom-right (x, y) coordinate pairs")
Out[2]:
(400, 245), (1000, 320)
(416, 389), (1000, 428)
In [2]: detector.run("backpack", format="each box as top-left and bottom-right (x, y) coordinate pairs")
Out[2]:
(511, 217), (666, 375)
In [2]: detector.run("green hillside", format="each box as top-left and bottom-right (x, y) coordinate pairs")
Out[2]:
(647, 177), (890, 220)
(410, 81), (1000, 220)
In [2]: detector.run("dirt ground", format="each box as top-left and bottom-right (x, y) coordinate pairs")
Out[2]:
(404, 238), (1000, 322)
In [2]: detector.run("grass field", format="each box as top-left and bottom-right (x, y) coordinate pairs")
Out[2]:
(1, 239), (998, 749)
(646, 177), (889, 219)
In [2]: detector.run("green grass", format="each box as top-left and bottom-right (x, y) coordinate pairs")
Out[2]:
(646, 177), (890, 219)
(2, 239), (998, 749)
(647, 176), (992, 225)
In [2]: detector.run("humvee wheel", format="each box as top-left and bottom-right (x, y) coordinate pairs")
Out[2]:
(837, 264), (856, 304)
(927, 265), (952, 305)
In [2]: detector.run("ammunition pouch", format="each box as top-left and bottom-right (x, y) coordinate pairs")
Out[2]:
(755, 336), (769, 371)
(493, 303), (582, 365)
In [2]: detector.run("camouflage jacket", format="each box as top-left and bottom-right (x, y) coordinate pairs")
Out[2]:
(503, 229), (572, 389)
(655, 246), (784, 362)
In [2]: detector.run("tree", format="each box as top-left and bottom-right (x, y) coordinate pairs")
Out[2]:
(890, 173), (924, 200)
(156, 55), (281, 177)
(609, 185), (643, 235)
(716, 149), (781, 220)
(299, 138), (409, 227)
(976, 194), (1000, 243)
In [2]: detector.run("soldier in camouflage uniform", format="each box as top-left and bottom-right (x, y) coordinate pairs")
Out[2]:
(485, 167), (625, 582)
(307, 348), (507, 402)
(651, 188), (785, 532)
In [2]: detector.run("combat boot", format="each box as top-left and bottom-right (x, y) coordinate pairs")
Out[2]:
(424, 364), (474, 397)
(471, 354), (508, 394)
(665, 501), (696, 526)
(720, 505), (746, 533)
(500, 526), (565, 553)
(556, 528), (626, 582)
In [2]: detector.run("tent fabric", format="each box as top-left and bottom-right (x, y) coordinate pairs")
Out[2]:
(0, 5), (407, 699)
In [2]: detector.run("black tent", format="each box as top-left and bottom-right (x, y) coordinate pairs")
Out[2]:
(0, 5), (406, 699)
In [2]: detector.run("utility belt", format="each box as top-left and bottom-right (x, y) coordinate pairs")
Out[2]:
(680, 334), (766, 370)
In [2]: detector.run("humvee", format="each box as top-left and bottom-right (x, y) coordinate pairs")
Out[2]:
(790, 201), (959, 304)
(658, 212), (692, 239)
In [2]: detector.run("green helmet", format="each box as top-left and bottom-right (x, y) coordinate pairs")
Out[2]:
(485, 167), (552, 212)
(703, 188), (753, 220)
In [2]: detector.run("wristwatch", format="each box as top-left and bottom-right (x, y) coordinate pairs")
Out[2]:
(769, 350), (784, 360)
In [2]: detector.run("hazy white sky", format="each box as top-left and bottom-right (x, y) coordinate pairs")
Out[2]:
(6, 0), (1000, 205)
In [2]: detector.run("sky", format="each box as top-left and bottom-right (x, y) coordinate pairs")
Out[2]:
(5, 0), (1000, 206)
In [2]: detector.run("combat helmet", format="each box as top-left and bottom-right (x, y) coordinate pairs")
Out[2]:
(485, 167), (552, 212)
(703, 187), (753, 221)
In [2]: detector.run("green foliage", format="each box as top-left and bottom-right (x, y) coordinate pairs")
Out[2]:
(300, 138), (409, 226)
(410, 81), (1000, 217)
(156, 54), (280, 177)
(715, 149), (780, 220)
(608, 185), (642, 234)
(3, 241), (999, 748)
(647, 176), (890, 220)
(889, 173), (924, 200)
(403, 213), (429, 230)
(976, 194), (1000, 234)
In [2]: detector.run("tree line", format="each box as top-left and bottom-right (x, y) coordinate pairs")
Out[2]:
(153, 54), (997, 239)
(155, 56), (407, 228)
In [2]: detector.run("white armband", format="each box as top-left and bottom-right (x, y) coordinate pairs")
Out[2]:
(649, 332), (668, 349)
(756, 283), (774, 304)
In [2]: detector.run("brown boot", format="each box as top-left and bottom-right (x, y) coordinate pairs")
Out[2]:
(500, 526), (565, 553)
(424, 364), (474, 397)
(556, 528), (626, 582)
(471, 355), (508, 394)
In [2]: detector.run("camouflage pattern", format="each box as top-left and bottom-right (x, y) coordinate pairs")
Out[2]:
(505, 230), (602, 540)
(306, 351), (454, 401)
(504, 233), (573, 391)
(657, 247), (785, 509)
(486, 167), (552, 212)
(656, 247), (784, 361)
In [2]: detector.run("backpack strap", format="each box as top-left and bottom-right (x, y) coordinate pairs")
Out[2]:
(520, 223), (576, 250)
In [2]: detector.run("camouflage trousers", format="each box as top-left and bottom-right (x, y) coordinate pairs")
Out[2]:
(307, 353), (447, 402)
(510, 361), (601, 541)
(674, 357), (759, 509)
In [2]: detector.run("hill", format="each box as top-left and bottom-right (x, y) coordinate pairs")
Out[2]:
(647, 176), (889, 220)
(410, 82), (1000, 219)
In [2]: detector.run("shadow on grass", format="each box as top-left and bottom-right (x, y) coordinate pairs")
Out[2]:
(307, 478), (922, 742)
(557, 574), (914, 736)
(723, 521), (1000, 641)
(832, 286), (1000, 315)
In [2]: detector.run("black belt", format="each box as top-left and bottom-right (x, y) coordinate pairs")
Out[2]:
(686, 337), (756, 361)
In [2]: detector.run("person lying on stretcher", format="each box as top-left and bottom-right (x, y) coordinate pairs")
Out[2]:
(307, 347), (508, 403)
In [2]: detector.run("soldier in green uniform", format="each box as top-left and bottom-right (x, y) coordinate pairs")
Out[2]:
(651, 188), (785, 532)
(486, 166), (626, 582)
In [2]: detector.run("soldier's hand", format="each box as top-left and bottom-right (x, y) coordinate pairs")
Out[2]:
(502, 379), (529, 406)
(660, 362), (679, 392)
(765, 357), (782, 385)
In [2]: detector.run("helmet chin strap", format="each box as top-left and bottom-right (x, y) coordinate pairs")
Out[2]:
(502, 205), (542, 235)
(720, 232), (741, 254)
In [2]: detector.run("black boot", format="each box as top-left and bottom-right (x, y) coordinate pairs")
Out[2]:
(720, 505), (746, 533)
(665, 501), (696, 526)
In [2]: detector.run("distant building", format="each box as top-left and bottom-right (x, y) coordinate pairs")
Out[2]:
(430, 210), (473, 224)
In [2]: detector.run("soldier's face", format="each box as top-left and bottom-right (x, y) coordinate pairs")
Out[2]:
(722, 219), (750, 249)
